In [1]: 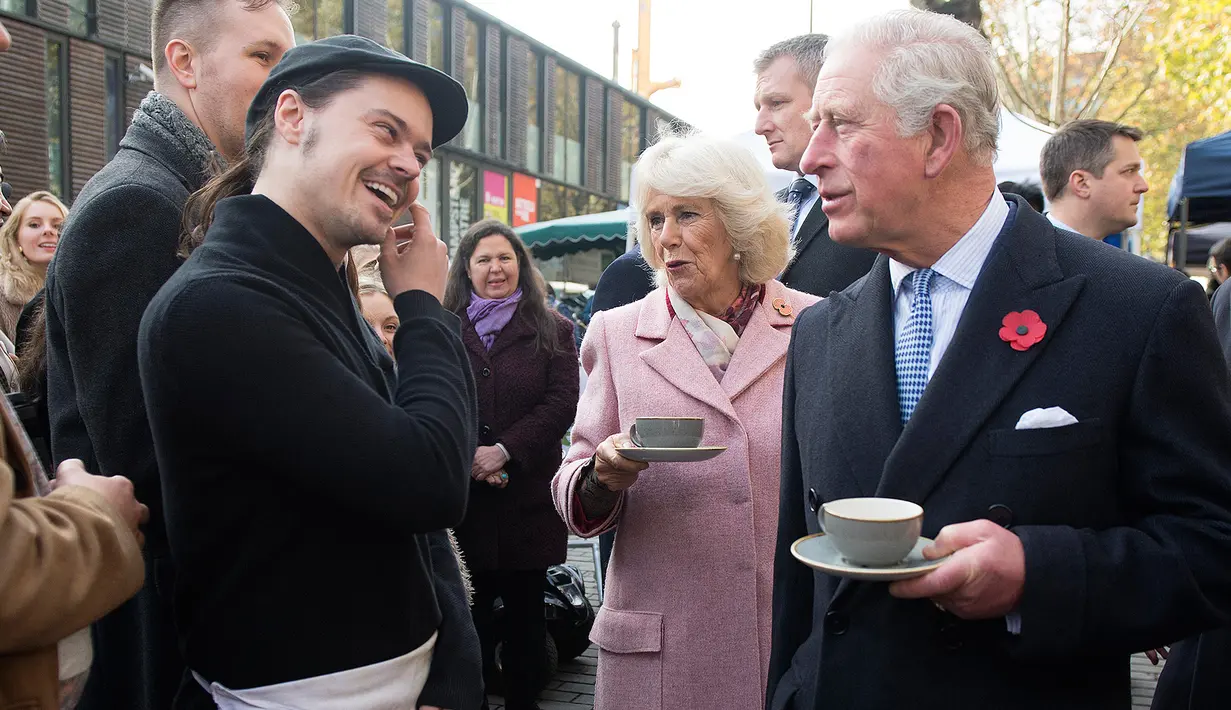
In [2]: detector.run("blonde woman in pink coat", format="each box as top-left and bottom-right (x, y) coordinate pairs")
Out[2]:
(552, 128), (821, 709)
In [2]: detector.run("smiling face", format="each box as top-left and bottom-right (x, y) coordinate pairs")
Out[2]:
(16, 199), (64, 268)
(644, 190), (741, 315)
(754, 56), (817, 173)
(468, 234), (521, 300)
(360, 290), (398, 356)
(799, 44), (928, 248)
(282, 74), (435, 256)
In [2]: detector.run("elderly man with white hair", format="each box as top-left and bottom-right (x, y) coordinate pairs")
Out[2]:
(768, 9), (1231, 710)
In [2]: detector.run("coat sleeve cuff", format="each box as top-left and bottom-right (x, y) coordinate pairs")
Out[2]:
(556, 457), (623, 537)
(1002, 525), (1086, 658)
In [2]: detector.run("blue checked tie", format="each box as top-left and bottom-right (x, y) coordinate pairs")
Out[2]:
(895, 268), (935, 425)
(786, 177), (816, 238)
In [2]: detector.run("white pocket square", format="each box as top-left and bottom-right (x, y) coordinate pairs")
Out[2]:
(1015, 406), (1079, 430)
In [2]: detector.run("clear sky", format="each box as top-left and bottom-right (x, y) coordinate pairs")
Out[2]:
(466, 0), (909, 137)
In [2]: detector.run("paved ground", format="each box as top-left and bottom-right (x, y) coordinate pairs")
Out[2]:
(487, 537), (1166, 710)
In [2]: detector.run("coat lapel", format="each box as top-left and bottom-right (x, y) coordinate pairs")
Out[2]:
(875, 204), (1087, 504)
(783, 201), (829, 281)
(487, 310), (535, 360)
(636, 289), (739, 421)
(459, 314), (493, 366)
(824, 258), (902, 497)
(720, 283), (794, 401)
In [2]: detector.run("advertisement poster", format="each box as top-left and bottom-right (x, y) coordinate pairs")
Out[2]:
(482, 171), (509, 223)
(512, 173), (538, 227)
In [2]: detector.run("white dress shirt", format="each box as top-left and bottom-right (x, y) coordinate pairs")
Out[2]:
(1045, 212), (1081, 236)
(791, 174), (822, 243)
(889, 191), (1011, 379)
(889, 190), (1018, 632)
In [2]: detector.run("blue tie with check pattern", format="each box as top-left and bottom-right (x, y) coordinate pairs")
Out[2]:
(895, 268), (935, 425)
(786, 177), (816, 238)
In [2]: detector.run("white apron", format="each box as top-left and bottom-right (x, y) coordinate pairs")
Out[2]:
(193, 631), (436, 709)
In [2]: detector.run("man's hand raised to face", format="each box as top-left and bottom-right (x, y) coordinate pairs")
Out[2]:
(888, 519), (1026, 620)
(380, 202), (449, 302)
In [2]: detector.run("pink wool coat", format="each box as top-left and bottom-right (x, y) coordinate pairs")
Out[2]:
(552, 280), (819, 710)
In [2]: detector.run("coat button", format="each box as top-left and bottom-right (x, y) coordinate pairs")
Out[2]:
(824, 611), (849, 636)
(481, 367), (491, 377)
(987, 504), (1014, 529)
(807, 488), (820, 513)
(481, 425), (492, 437)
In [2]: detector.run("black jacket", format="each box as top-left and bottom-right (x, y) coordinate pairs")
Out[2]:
(769, 197), (1231, 709)
(590, 247), (655, 313)
(138, 194), (482, 704)
(43, 109), (205, 710)
(777, 187), (876, 297)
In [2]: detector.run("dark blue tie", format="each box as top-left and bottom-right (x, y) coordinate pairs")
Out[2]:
(895, 268), (936, 425)
(786, 177), (817, 238)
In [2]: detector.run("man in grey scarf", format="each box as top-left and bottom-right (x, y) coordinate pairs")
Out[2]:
(41, 1), (295, 708)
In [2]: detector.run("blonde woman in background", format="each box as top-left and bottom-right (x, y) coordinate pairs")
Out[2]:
(0, 191), (65, 342)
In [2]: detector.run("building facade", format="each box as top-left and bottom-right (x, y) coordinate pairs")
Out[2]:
(0, 0), (684, 252)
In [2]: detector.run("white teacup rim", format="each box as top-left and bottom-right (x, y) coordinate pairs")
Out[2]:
(822, 497), (923, 523)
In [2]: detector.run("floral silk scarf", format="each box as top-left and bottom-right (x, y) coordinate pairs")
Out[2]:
(665, 283), (765, 382)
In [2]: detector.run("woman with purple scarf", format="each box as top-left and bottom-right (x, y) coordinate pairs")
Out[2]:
(443, 219), (579, 710)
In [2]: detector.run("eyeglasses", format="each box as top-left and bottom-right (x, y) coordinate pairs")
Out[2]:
(0, 182), (10, 201)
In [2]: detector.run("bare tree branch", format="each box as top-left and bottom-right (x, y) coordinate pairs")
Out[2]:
(1111, 64), (1161, 123)
(1074, 1), (1151, 118)
(1049, 0), (1072, 124)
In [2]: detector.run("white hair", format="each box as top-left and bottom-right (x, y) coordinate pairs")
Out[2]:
(631, 126), (792, 287)
(826, 9), (1000, 166)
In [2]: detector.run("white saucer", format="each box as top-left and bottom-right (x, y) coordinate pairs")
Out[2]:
(790, 533), (949, 581)
(614, 446), (727, 463)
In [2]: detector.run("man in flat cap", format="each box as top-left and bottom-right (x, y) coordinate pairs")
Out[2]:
(137, 35), (482, 709)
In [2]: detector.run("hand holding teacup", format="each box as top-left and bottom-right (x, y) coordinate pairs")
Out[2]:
(888, 519), (1026, 620)
(593, 433), (649, 491)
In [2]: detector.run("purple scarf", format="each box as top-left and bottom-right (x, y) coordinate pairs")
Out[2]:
(467, 289), (523, 349)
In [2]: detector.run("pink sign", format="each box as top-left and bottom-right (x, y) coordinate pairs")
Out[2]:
(482, 171), (509, 223)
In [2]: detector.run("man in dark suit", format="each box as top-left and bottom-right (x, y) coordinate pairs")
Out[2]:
(768, 10), (1231, 710)
(753, 34), (875, 296)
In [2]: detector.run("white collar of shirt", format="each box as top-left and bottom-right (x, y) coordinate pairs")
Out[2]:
(889, 190), (1011, 298)
(1045, 212), (1080, 235)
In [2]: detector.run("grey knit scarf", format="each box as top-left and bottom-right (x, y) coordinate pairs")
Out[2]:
(130, 91), (220, 176)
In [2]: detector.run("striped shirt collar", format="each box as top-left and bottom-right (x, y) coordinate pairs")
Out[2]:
(890, 190), (1011, 297)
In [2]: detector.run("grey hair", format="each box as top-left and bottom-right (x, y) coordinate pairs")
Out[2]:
(827, 9), (1000, 166)
(356, 259), (386, 296)
(631, 126), (793, 287)
(1040, 119), (1144, 200)
(754, 34), (830, 87)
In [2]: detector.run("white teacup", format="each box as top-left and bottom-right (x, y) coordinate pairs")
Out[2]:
(629, 417), (704, 448)
(820, 497), (923, 567)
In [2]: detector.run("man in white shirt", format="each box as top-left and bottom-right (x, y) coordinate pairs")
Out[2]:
(1039, 119), (1149, 240)
(768, 10), (1231, 710)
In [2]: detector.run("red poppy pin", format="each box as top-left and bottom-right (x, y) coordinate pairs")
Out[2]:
(999, 310), (1046, 351)
(772, 297), (793, 317)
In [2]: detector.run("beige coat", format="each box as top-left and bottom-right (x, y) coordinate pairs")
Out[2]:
(0, 399), (144, 709)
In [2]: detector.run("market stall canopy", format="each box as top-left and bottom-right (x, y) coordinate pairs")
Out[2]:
(1167, 130), (1231, 224)
(516, 209), (630, 260)
(1166, 221), (1231, 267)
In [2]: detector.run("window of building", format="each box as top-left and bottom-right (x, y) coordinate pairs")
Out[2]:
(425, 0), (445, 71)
(621, 101), (641, 202)
(386, 0), (405, 54)
(552, 66), (581, 185)
(460, 16), (481, 151)
(0, 0), (29, 15)
(45, 39), (68, 199)
(291, 0), (344, 43)
(526, 50), (541, 172)
(538, 181), (566, 223)
(104, 54), (124, 159)
(420, 159), (441, 241)
(67, 0), (90, 35)
(448, 160), (477, 252)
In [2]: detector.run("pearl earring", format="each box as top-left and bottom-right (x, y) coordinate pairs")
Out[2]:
(733, 252), (742, 261)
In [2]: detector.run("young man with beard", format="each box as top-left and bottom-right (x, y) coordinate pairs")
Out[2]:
(138, 36), (481, 709)
(40, 2), (295, 707)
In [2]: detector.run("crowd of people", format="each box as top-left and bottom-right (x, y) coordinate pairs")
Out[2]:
(2, 4), (1231, 710)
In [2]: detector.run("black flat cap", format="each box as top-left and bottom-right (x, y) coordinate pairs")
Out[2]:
(245, 34), (468, 148)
